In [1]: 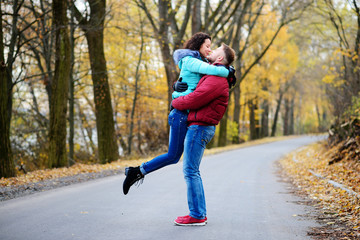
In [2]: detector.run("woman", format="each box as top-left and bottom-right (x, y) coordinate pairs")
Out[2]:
(123, 32), (231, 195)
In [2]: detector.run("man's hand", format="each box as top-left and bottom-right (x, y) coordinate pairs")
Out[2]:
(226, 66), (236, 88)
(173, 77), (188, 92)
(170, 100), (174, 111)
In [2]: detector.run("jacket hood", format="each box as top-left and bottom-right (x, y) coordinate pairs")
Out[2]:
(173, 49), (202, 65)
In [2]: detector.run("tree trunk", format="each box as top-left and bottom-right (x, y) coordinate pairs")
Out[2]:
(6, 0), (22, 128)
(192, 0), (202, 34)
(134, 0), (192, 108)
(241, 95), (247, 137)
(218, 108), (228, 147)
(158, 0), (179, 107)
(230, 6), (243, 144)
(158, 36), (178, 110)
(249, 100), (255, 140)
(232, 69), (241, 143)
(137, 118), (143, 154)
(68, 1), (76, 165)
(289, 97), (295, 134)
(0, 1), (16, 177)
(77, 102), (96, 154)
(271, 90), (284, 137)
(86, 31), (118, 163)
(249, 99), (260, 140)
(48, 0), (70, 168)
(283, 98), (290, 136)
(260, 80), (269, 138)
(76, 0), (119, 163)
(261, 99), (269, 138)
(128, 19), (145, 155)
(315, 102), (321, 132)
(230, 1), (256, 143)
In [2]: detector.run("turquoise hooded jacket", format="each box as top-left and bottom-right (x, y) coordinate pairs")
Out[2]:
(172, 49), (229, 99)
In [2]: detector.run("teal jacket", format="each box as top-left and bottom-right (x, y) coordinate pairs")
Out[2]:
(172, 50), (229, 99)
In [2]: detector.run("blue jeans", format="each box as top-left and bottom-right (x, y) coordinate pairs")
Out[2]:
(140, 109), (188, 175)
(183, 125), (215, 219)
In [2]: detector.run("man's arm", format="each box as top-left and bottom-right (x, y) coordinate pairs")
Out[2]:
(172, 76), (227, 110)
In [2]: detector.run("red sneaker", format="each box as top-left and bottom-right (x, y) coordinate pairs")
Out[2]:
(174, 215), (207, 226)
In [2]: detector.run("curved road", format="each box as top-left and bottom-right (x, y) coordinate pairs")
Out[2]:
(0, 136), (324, 240)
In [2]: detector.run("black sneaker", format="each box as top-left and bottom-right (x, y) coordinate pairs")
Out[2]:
(123, 166), (144, 195)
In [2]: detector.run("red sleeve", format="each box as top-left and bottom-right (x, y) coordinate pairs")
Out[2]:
(172, 76), (227, 110)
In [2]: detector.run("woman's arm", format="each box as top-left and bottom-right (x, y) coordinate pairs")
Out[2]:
(182, 56), (229, 77)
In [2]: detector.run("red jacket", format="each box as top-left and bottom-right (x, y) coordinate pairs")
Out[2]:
(172, 74), (229, 126)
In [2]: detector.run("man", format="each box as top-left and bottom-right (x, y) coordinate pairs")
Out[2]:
(172, 43), (236, 226)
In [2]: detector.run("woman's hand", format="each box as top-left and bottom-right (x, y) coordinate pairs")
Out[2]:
(226, 66), (236, 88)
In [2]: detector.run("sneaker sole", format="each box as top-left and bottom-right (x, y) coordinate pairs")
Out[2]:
(174, 221), (207, 226)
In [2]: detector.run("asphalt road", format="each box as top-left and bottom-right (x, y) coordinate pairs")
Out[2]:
(0, 135), (324, 240)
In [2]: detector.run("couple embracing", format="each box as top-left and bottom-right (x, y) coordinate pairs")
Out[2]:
(123, 32), (236, 226)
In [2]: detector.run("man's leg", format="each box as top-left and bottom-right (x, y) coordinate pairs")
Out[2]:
(182, 125), (215, 219)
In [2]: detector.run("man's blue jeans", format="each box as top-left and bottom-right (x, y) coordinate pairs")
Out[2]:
(140, 109), (188, 175)
(183, 125), (215, 219)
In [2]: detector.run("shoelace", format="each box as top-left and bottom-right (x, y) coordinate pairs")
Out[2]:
(134, 175), (144, 187)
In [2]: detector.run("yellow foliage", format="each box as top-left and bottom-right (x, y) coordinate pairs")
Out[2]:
(322, 74), (336, 84)
(72, 0), (169, 156)
(241, 4), (300, 122)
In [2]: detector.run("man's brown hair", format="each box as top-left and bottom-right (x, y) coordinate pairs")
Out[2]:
(222, 43), (235, 66)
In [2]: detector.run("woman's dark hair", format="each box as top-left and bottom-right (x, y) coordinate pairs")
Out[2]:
(183, 32), (211, 51)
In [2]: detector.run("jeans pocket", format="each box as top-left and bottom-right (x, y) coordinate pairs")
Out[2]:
(201, 127), (215, 147)
(168, 113), (175, 126)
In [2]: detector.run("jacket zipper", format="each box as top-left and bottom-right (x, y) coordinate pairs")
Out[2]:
(195, 110), (197, 119)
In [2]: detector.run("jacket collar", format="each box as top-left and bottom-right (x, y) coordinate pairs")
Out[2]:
(173, 49), (202, 65)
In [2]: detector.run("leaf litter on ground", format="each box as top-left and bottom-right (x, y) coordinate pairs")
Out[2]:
(279, 141), (360, 239)
(1, 135), (300, 188)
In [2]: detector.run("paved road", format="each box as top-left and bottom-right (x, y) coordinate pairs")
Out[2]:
(0, 135), (324, 240)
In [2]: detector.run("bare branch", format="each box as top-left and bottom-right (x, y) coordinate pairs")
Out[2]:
(133, 0), (159, 35)
(73, 2), (89, 27)
(203, 0), (227, 30)
(174, 0), (193, 48)
(324, 0), (350, 49)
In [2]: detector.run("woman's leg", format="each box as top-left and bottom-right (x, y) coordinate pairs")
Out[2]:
(140, 109), (188, 175)
(123, 109), (188, 195)
(182, 125), (215, 219)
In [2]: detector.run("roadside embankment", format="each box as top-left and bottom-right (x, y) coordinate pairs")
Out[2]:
(279, 141), (360, 239)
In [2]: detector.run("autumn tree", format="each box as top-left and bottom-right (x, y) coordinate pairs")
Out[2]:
(48, 0), (71, 167)
(0, 0), (57, 173)
(13, 1), (54, 169)
(74, 0), (119, 163)
(0, 0), (16, 178)
(0, 0), (32, 176)
(315, 0), (360, 118)
(133, 0), (190, 107)
(21, 0), (54, 110)
(227, 0), (312, 143)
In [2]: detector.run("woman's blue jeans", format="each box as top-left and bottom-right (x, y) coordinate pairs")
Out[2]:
(183, 125), (215, 219)
(140, 109), (188, 175)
